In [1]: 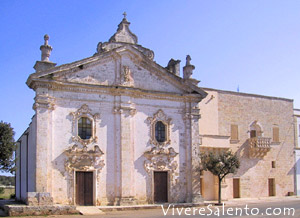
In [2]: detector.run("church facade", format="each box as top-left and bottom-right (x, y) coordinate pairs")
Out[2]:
(16, 16), (296, 206)
(15, 16), (206, 206)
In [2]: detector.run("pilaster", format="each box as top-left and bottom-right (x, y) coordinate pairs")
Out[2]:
(185, 101), (203, 203)
(29, 88), (54, 205)
(113, 97), (137, 205)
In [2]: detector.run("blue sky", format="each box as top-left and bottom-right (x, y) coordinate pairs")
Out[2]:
(1, 1), (300, 152)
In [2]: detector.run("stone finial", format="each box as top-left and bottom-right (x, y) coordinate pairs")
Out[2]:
(40, 34), (53, 62)
(109, 13), (138, 44)
(186, 55), (191, 66)
(183, 55), (195, 79)
(33, 34), (56, 72)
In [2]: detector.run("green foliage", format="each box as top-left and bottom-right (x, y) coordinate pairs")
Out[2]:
(0, 121), (15, 173)
(0, 176), (15, 186)
(200, 150), (240, 204)
(200, 150), (240, 180)
(0, 187), (4, 195)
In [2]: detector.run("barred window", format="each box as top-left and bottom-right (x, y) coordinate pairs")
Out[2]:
(78, 117), (92, 140)
(155, 121), (166, 142)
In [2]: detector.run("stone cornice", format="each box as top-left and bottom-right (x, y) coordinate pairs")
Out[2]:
(30, 79), (203, 102)
(202, 87), (293, 102)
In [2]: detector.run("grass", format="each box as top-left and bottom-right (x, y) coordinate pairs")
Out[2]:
(0, 187), (14, 199)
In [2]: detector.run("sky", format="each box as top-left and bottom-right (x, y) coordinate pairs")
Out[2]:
(0, 1), (300, 175)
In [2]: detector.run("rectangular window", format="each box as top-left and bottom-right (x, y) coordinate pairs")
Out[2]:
(273, 127), (279, 142)
(272, 161), (276, 168)
(231, 124), (239, 140)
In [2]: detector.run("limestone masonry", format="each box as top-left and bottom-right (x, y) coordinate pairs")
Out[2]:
(16, 15), (297, 206)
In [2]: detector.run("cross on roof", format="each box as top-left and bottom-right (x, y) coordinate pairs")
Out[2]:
(123, 12), (127, 19)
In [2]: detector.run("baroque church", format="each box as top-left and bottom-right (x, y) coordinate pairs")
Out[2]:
(16, 15), (295, 206)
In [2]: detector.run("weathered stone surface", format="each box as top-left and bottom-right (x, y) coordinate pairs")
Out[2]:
(4, 204), (78, 216)
(16, 15), (206, 207)
(199, 88), (295, 200)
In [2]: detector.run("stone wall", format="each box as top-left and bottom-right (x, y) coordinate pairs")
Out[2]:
(201, 88), (295, 200)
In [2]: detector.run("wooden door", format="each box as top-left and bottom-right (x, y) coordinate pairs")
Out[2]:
(76, 172), (93, 205)
(200, 178), (204, 197)
(154, 171), (168, 203)
(233, 178), (240, 198)
(268, 178), (275, 196)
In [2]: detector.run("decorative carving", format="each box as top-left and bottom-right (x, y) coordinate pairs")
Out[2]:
(70, 104), (100, 147)
(144, 147), (178, 173)
(121, 66), (134, 86)
(184, 106), (201, 120)
(113, 106), (136, 117)
(33, 95), (55, 111)
(143, 145), (179, 202)
(64, 144), (105, 174)
(147, 109), (171, 147)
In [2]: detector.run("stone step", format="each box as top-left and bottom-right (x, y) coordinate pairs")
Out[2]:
(76, 206), (105, 215)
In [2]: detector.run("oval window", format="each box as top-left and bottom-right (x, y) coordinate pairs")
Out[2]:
(155, 121), (166, 142)
(78, 117), (92, 139)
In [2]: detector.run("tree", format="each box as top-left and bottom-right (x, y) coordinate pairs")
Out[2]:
(0, 121), (15, 173)
(200, 150), (240, 204)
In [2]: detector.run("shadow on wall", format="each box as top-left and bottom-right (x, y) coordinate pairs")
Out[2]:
(235, 140), (261, 178)
(134, 155), (150, 203)
(52, 152), (73, 205)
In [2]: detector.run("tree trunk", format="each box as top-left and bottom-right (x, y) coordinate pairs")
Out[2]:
(218, 177), (222, 204)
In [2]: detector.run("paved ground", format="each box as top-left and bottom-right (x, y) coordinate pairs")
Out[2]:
(99, 200), (300, 217)
(2, 198), (300, 217)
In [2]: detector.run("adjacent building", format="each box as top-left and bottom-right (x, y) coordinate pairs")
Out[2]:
(294, 109), (300, 196)
(199, 88), (295, 200)
(16, 16), (296, 206)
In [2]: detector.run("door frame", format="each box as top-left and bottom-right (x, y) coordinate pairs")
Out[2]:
(152, 170), (170, 203)
(73, 170), (97, 206)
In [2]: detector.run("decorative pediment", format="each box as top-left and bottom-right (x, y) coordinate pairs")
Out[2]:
(70, 104), (100, 147)
(147, 110), (172, 147)
(64, 144), (105, 174)
(143, 147), (178, 174)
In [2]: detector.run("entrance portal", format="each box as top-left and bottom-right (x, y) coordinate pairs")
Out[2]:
(76, 171), (93, 205)
(154, 171), (168, 203)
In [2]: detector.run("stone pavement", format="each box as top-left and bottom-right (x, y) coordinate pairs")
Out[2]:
(0, 196), (299, 216)
(205, 196), (300, 206)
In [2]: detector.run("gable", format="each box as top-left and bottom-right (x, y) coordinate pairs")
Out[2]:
(28, 45), (207, 98)
(53, 58), (116, 86)
(120, 55), (185, 94)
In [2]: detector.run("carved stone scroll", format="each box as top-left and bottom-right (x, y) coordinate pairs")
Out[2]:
(64, 144), (105, 174)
